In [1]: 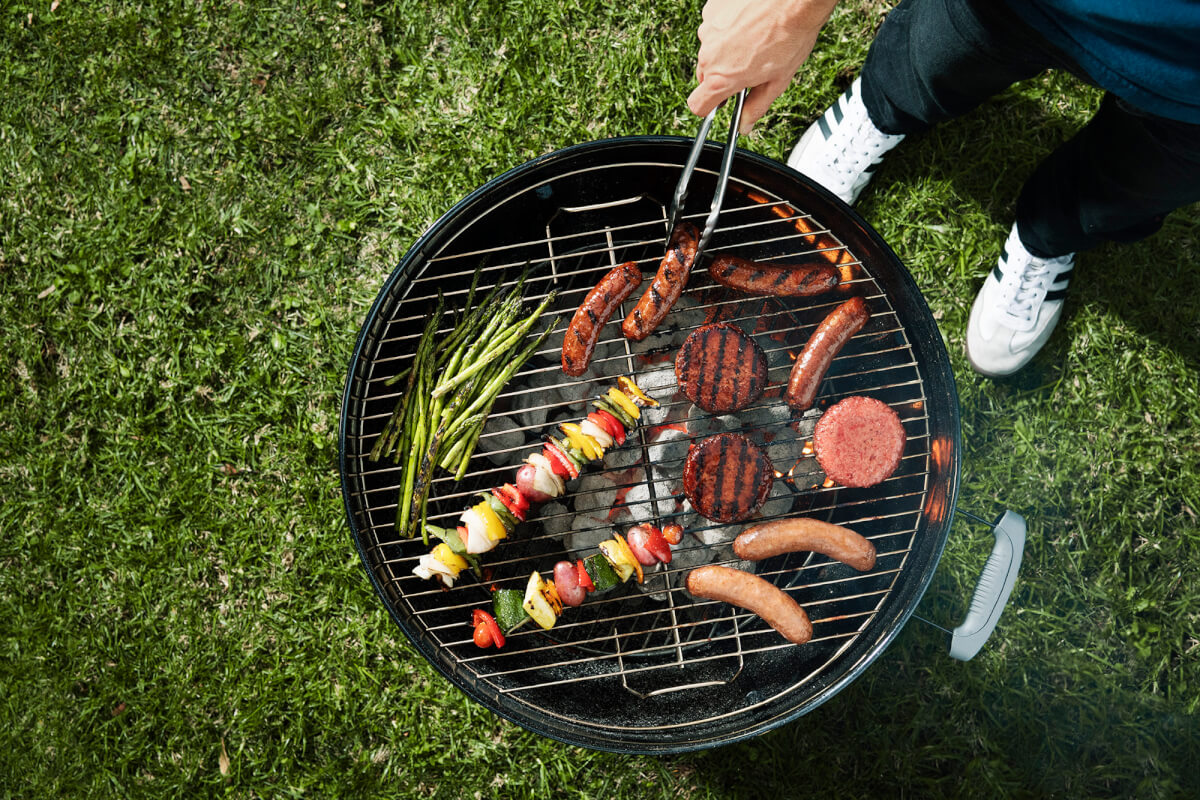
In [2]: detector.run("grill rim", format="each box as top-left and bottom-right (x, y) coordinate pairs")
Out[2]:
(337, 135), (961, 753)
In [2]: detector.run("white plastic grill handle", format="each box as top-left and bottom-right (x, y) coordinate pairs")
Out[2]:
(949, 510), (1027, 661)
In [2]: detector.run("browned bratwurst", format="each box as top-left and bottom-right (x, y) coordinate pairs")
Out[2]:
(708, 253), (840, 297)
(621, 223), (699, 341)
(686, 565), (813, 644)
(561, 261), (643, 376)
(785, 296), (871, 411)
(674, 322), (768, 413)
(733, 517), (876, 572)
(682, 433), (775, 523)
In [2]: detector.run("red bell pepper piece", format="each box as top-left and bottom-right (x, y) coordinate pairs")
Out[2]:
(588, 409), (626, 445)
(491, 483), (528, 522)
(575, 558), (595, 592)
(542, 440), (579, 479)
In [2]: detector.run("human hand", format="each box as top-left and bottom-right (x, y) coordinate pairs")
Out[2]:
(687, 0), (839, 134)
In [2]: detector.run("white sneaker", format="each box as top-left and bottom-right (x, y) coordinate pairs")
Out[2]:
(966, 224), (1075, 377)
(786, 77), (905, 205)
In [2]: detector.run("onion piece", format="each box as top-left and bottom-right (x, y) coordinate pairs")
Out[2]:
(460, 507), (496, 554)
(579, 418), (614, 449)
(525, 452), (566, 497)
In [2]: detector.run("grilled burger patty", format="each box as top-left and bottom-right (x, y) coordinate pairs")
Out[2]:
(682, 433), (775, 523)
(675, 322), (768, 413)
(813, 395), (906, 488)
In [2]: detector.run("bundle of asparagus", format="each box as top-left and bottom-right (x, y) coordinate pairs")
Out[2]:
(370, 266), (558, 543)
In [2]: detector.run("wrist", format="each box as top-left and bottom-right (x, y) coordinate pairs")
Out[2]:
(782, 0), (839, 29)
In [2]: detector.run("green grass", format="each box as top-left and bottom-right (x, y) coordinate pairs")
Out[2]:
(2, 1), (1198, 797)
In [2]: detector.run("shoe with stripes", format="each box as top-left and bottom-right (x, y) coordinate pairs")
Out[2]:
(966, 224), (1075, 377)
(786, 76), (905, 205)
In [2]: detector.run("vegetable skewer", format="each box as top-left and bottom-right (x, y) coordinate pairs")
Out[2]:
(412, 376), (658, 587)
(470, 522), (685, 648)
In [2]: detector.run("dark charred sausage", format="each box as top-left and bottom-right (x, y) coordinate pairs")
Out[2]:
(682, 433), (774, 523)
(621, 223), (699, 341)
(708, 253), (839, 297)
(562, 261), (643, 376)
(686, 565), (813, 644)
(675, 322), (768, 413)
(733, 517), (876, 571)
(785, 296), (871, 411)
(813, 395), (906, 488)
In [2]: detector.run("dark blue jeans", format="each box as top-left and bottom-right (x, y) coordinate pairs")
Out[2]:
(859, 0), (1200, 257)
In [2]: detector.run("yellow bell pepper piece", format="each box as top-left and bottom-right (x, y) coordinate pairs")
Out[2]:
(618, 376), (658, 408)
(607, 387), (640, 420)
(474, 500), (508, 541)
(612, 532), (643, 583)
(560, 422), (604, 461)
(431, 543), (468, 574)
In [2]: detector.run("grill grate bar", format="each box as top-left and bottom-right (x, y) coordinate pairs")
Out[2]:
(347, 341), (918, 456)
(460, 592), (890, 668)
(484, 620), (875, 694)
(494, 628), (866, 696)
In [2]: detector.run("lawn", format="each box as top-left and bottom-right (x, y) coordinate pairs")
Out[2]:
(2, 1), (1197, 797)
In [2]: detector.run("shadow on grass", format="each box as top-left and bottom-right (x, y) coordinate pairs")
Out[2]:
(680, 623), (1200, 797)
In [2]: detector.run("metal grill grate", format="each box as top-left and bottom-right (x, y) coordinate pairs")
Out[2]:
(340, 144), (954, 748)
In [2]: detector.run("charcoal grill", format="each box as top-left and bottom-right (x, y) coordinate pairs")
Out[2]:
(340, 137), (1012, 753)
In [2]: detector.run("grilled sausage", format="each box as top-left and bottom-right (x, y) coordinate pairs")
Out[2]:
(675, 322), (768, 413)
(621, 223), (699, 341)
(813, 395), (906, 488)
(709, 253), (840, 297)
(733, 517), (876, 571)
(686, 565), (812, 644)
(785, 296), (871, 411)
(682, 433), (774, 523)
(562, 261), (643, 376)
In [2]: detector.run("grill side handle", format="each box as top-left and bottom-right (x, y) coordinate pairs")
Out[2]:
(948, 510), (1027, 661)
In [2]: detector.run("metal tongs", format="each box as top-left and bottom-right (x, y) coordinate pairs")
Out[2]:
(664, 88), (748, 263)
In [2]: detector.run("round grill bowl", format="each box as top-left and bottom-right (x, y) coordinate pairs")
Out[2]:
(339, 136), (961, 753)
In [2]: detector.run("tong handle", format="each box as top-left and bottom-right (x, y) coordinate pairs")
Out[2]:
(666, 88), (748, 263)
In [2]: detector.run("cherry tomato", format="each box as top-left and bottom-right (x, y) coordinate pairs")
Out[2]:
(661, 524), (684, 545)
(471, 608), (505, 649)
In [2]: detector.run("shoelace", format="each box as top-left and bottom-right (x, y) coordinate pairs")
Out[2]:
(829, 117), (899, 190)
(1006, 262), (1054, 322)
(835, 119), (892, 173)
(1002, 256), (1071, 328)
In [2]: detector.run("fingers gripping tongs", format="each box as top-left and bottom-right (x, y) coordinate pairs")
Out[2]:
(664, 88), (748, 263)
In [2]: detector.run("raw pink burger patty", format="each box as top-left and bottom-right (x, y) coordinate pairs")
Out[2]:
(813, 396), (906, 488)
